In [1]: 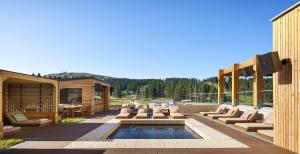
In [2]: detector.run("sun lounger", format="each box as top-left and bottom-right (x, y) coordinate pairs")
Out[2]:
(199, 106), (227, 116)
(169, 106), (185, 119)
(256, 129), (273, 141)
(3, 125), (21, 136)
(235, 112), (273, 132)
(152, 107), (166, 119)
(135, 108), (148, 119)
(208, 107), (239, 119)
(219, 109), (258, 124)
(5, 112), (53, 127)
(116, 108), (130, 119)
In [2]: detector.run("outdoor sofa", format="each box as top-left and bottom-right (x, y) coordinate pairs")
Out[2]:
(116, 108), (130, 119)
(199, 105), (227, 116)
(235, 112), (273, 132)
(169, 106), (185, 119)
(152, 107), (166, 119)
(218, 109), (258, 124)
(135, 108), (148, 119)
(208, 107), (239, 119)
(5, 112), (53, 127)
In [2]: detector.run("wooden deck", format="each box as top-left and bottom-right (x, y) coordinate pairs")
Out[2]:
(0, 111), (296, 154)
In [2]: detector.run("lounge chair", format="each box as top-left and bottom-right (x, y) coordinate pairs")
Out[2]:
(116, 108), (130, 119)
(199, 106), (227, 116)
(135, 108), (148, 119)
(208, 107), (239, 119)
(169, 106), (185, 119)
(5, 112), (53, 127)
(235, 112), (273, 132)
(3, 125), (21, 136)
(256, 129), (273, 141)
(149, 103), (159, 109)
(152, 107), (166, 119)
(219, 109), (258, 124)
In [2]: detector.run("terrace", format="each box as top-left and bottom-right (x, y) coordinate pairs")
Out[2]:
(1, 2), (300, 154)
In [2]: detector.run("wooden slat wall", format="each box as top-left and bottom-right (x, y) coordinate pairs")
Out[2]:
(272, 5), (300, 153)
(5, 83), (53, 112)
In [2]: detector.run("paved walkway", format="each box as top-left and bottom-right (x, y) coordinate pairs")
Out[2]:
(0, 111), (296, 154)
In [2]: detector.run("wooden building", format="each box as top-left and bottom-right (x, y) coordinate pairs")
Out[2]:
(271, 2), (300, 153)
(58, 78), (110, 115)
(0, 70), (59, 138)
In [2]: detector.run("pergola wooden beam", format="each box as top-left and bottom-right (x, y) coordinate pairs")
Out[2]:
(232, 64), (240, 106)
(253, 56), (263, 108)
(217, 56), (263, 108)
(0, 77), (3, 138)
(218, 70), (224, 104)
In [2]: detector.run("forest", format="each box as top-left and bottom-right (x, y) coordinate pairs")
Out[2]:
(46, 72), (272, 101)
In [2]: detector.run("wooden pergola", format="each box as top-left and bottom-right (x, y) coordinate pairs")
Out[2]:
(0, 70), (59, 138)
(218, 55), (263, 108)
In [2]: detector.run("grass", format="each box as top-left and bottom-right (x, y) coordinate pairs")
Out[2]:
(62, 117), (86, 123)
(0, 138), (23, 149)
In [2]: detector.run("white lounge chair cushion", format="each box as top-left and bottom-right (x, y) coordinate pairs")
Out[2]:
(116, 113), (130, 119)
(120, 108), (129, 113)
(170, 113), (184, 119)
(153, 113), (165, 118)
(136, 113), (147, 118)
(235, 123), (273, 129)
(257, 129), (273, 138)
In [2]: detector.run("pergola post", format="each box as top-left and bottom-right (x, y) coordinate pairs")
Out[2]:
(232, 64), (239, 106)
(253, 56), (263, 109)
(53, 84), (59, 123)
(0, 77), (3, 139)
(101, 86), (109, 111)
(218, 69), (224, 104)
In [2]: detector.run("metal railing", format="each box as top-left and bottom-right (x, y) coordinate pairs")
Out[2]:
(185, 93), (218, 103)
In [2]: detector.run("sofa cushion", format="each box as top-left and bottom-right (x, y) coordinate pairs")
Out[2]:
(12, 113), (28, 122)
(240, 112), (252, 120)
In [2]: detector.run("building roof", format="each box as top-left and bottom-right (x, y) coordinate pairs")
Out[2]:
(58, 77), (110, 86)
(270, 2), (300, 22)
(0, 69), (58, 85)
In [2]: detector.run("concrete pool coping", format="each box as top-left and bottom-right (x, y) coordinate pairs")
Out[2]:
(62, 118), (249, 149)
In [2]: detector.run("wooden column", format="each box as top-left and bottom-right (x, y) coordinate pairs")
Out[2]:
(101, 86), (109, 111)
(232, 64), (240, 106)
(0, 77), (3, 139)
(52, 83), (59, 123)
(253, 56), (263, 109)
(218, 69), (224, 104)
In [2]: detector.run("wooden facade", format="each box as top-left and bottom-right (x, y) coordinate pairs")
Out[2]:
(0, 70), (59, 138)
(58, 78), (110, 115)
(271, 2), (300, 153)
(217, 56), (263, 108)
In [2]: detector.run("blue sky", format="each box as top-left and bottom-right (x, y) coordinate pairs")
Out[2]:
(0, 0), (298, 79)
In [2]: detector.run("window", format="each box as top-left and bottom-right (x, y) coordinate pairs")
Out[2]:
(94, 84), (102, 103)
(60, 88), (82, 104)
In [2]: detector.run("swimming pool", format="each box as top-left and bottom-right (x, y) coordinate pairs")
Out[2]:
(107, 124), (202, 139)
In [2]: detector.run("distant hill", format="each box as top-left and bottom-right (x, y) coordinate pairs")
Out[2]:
(45, 72), (219, 100)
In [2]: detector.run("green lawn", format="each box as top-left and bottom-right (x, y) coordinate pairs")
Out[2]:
(0, 138), (23, 149)
(62, 117), (86, 123)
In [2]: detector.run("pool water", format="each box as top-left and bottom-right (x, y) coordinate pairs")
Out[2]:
(107, 124), (202, 139)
